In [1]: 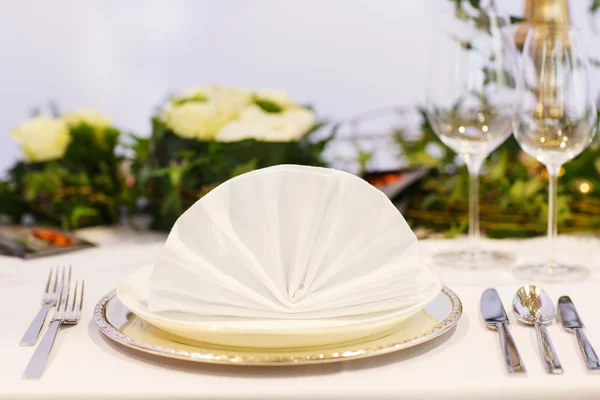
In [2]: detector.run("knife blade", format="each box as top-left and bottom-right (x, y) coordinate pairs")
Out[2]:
(481, 289), (526, 374)
(558, 296), (584, 329)
(481, 288), (510, 324)
(557, 296), (600, 370)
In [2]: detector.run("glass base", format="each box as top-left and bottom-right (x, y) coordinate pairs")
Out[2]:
(432, 249), (515, 269)
(513, 263), (589, 283)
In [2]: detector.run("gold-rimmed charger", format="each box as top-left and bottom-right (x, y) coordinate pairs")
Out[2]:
(94, 286), (462, 366)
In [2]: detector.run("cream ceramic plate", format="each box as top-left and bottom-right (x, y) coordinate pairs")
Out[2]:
(94, 286), (461, 366)
(116, 265), (442, 348)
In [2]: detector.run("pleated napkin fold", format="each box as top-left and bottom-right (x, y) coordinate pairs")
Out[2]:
(148, 165), (426, 319)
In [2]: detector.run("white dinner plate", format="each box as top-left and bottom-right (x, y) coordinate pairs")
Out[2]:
(116, 265), (441, 348)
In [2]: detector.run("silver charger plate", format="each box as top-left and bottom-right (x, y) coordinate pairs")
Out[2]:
(94, 286), (462, 366)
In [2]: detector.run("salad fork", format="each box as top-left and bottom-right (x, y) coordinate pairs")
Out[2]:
(23, 278), (84, 378)
(20, 265), (71, 346)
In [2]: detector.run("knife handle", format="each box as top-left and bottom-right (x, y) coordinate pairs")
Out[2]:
(574, 328), (600, 370)
(496, 323), (526, 374)
(534, 322), (563, 374)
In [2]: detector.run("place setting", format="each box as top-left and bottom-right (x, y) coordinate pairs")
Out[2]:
(94, 165), (462, 366)
(5, 0), (600, 398)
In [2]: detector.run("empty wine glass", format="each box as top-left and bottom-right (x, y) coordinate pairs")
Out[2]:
(513, 27), (597, 282)
(426, 8), (519, 269)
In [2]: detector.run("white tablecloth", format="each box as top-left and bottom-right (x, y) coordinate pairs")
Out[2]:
(2, 227), (600, 399)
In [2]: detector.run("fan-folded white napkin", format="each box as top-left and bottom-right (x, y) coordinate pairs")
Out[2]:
(148, 165), (428, 319)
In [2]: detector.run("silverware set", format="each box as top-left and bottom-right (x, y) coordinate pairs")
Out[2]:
(20, 265), (85, 378)
(481, 285), (599, 374)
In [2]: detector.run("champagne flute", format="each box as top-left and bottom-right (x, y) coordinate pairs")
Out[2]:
(513, 27), (597, 282)
(426, 9), (518, 268)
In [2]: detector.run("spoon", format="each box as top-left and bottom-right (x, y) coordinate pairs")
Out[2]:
(512, 285), (563, 374)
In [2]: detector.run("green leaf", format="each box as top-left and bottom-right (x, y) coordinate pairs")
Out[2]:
(171, 92), (207, 105)
(524, 178), (543, 197)
(468, 0), (480, 8)
(255, 99), (283, 113)
(473, 9), (491, 32)
(230, 159), (258, 177)
(509, 16), (526, 24)
(356, 150), (374, 173)
(444, 219), (468, 238)
(70, 205), (100, 228)
(450, 35), (474, 50)
(160, 191), (182, 223)
(421, 193), (441, 210)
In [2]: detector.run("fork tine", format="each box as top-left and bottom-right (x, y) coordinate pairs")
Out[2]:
(45, 266), (56, 294)
(55, 265), (63, 294)
(66, 265), (72, 291)
(70, 280), (79, 313)
(76, 280), (84, 320)
(57, 271), (70, 319)
(54, 267), (61, 296)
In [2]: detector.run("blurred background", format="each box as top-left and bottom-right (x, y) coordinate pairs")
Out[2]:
(3, 0), (600, 242)
(5, 0), (595, 173)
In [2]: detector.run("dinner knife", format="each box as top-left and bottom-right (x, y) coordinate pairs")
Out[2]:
(557, 296), (600, 370)
(481, 288), (526, 374)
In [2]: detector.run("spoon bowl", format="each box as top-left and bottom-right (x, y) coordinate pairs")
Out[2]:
(512, 284), (555, 325)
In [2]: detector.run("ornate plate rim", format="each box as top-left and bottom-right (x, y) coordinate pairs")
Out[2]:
(93, 286), (462, 366)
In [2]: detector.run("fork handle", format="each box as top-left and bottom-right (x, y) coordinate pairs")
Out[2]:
(20, 304), (51, 346)
(23, 320), (61, 378)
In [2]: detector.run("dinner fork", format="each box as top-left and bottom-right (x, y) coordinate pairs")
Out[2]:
(23, 277), (84, 378)
(20, 265), (71, 346)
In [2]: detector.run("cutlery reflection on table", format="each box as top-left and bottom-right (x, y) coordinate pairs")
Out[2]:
(480, 288), (526, 374)
(512, 285), (563, 374)
(23, 277), (84, 378)
(20, 265), (71, 346)
(557, 296), (600, 371)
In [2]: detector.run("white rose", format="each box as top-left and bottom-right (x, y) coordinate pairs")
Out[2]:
(272, 107), (316, 141)
(214, 120), (267, 143)
(161, 102), (226, 140)
(206, 86), (252, 110)
(255, 89), (292, 110)
(215, 105), (316, 143)
(11, 116), (70, 162)
(62, 108), (111, 128)
(162, 86), (252, 140)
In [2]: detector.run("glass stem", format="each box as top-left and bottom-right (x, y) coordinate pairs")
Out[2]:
(465, 156), (483, 243)
(469, 171), (480, 241)
(547, 170), (559, 271)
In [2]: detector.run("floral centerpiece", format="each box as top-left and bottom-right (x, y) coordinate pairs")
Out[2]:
(129, 86), (331, 230)
(1, 109), (123, 229)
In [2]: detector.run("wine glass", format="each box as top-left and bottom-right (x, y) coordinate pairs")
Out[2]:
(426, 9), (519, 269)
(513, 27), (597, 282)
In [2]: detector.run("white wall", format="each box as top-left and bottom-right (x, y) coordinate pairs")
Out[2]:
(1, 0), (597, 173)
